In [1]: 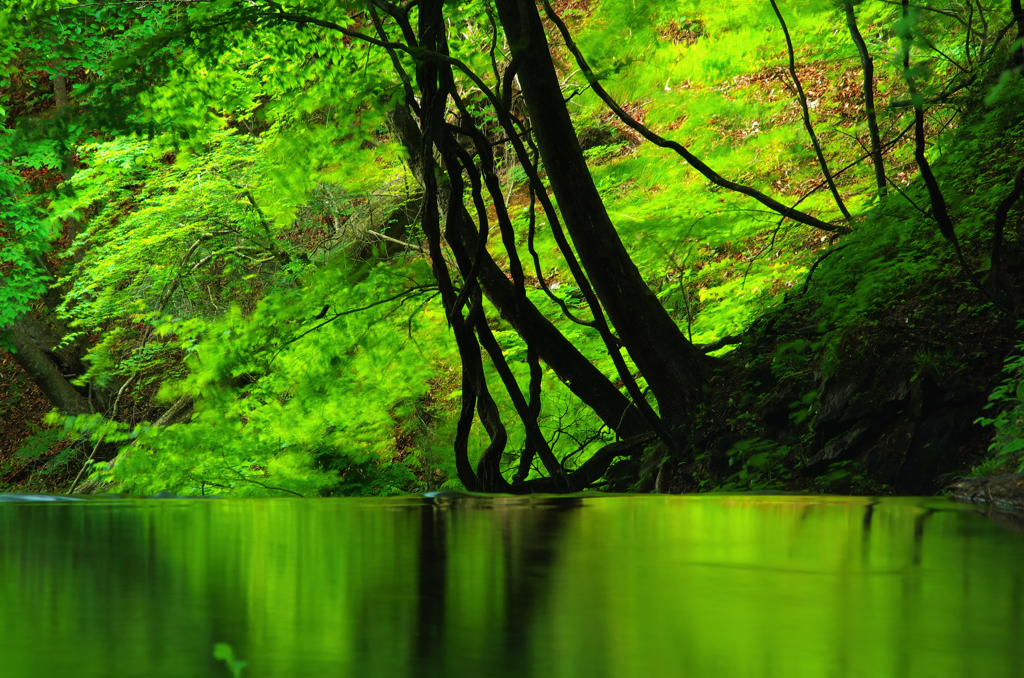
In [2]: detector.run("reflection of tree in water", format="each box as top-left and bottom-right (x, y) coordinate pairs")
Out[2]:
(10, 497), (1024, 678)
(414, 495), (448, 677)
(499, 498), (585, 676)
(405, 496), (584, 678)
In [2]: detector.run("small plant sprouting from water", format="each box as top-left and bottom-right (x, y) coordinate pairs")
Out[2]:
(214, 643), (247, 678)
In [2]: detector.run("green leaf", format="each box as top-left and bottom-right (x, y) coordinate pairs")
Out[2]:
(997, 438), (1024, 458)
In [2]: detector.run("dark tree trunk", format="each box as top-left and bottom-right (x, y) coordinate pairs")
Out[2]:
(2, 69), (97, 418)
(385, 104), (650, 439)
(471, 246), (649, 438)
(417, 0), (520, 492)
(2, 265), (98, 416)
(6, 318), (91, 416)
(493, 0), (708, 432)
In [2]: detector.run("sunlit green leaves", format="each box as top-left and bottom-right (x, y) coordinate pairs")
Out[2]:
(109, 261), (445, 497)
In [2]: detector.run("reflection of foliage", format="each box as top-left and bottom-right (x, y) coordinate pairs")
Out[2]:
(4, 496), (1023, 674)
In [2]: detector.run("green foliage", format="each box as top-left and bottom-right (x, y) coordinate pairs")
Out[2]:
(96, 260), (447, 497)
(0, 0), (186, 347)
(719, 437), (792, 491)
(7, 0), (1021, 496)
(976, 331), (1024, 474)
(0, 109), (57, 345)
(13, 426), (64, 461)
(814, 460), (882, 494)
(556, 0), (1022, 358)
(799, 74), (1024, 367)
(51, 133), (294, 386)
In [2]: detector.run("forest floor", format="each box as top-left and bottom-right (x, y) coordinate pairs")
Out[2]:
(654, 262), (1018, 496)
(0, 352), (74, 492)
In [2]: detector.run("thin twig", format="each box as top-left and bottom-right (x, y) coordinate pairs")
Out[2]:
(367, 230), (427, 253)
(228, 467), (306, 497)
(68, 371), (136, 494)
(770, 0), (851, 222)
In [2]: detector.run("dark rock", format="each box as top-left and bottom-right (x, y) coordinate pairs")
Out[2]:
(857, 419), (916, 485)
(949, 473), (1024, 511)
(814, 377), (862, 442)
(846, 383), (907, 424)
(806, 421), (877, 469)
(896, 402), (984, 494)
(909, 375), (945, 419)
(812, 371), (913, 469)
(757, 385), (796, 429)
(637, 445), (668, 492)
(747, 364), (777, 393)
(603, 458), (640, 492)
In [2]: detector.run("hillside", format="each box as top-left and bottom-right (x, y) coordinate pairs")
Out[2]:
(1, 0), (1023, 497)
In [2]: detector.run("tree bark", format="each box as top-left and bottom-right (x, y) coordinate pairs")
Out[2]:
(6, 318), (91, 416)
(472, 246), (649, 438)
(386, 104), (650, 439)
(1, 268), (97, 415)
(493, 0), (708, 432)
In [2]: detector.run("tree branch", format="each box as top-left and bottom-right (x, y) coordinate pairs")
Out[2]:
(844, 1), (887, 196)
(539, 0), (850, 234)
(770, 0), (851, 221)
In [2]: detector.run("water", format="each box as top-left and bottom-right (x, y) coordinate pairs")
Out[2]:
(1, 494), (1021, 678)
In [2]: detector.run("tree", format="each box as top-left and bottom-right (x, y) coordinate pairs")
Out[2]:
(1, 1), (179, 417)
(243, 0), (856, 490)
(4, 0), (1023, 495)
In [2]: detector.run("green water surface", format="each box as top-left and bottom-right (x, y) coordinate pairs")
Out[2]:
(1, 494), (1021, 677)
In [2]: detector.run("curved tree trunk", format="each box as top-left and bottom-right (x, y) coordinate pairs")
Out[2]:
(493, 0), (709, 432)
(5, 317), (91, 416)
(386, 104), (650, 439)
